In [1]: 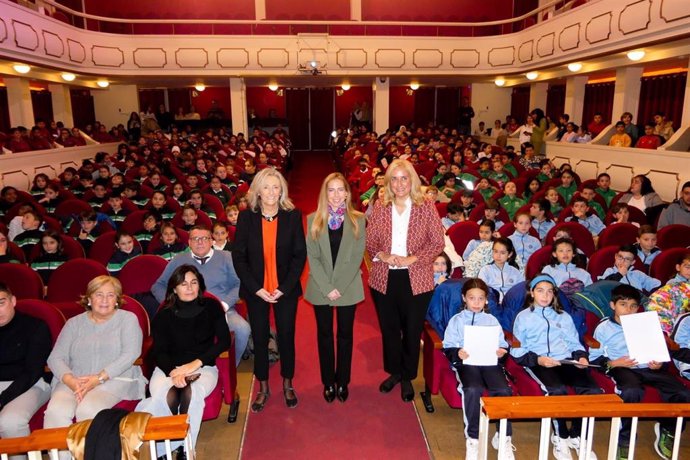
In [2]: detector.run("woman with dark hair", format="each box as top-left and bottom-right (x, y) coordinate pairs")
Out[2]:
(529, 108), (548, 155)
(618, 174), (664, 215)
(137, 264), (230, 459)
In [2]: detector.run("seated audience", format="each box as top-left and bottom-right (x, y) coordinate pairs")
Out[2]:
(653, 112), (674, 141)
(617, 175), (663, 216)
(635, 123), (662, 150)
(564, 197), (606, 237)
(595, 173), (616, 208)
(542, 238), (592, 287)
(657, 181), (690, 229)
(588, 113), (608, 138)
(632, 225), (661, 270)
(608, 122), (632, 147)
(107, 230), (142, 276)
(30, 230), (68, 287)
(599, 245), (661, 294)
(508, 211), (541, 265)
(478, 238), (524, 301)
(645, 250), (690, 334)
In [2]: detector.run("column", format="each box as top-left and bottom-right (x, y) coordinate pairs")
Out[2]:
(350, 0), (362, 20)
(5, 77), (34, 128)
(528, 82), (548, 114)
(372, 77), (389, 134)
(229, 77), (248, 136)
(48, 83), (74, 127)
(255, 0), (266, 20)
(563, 76), (587, 125)
(681, 57), (690, 127)
(611, 66), (643, 121)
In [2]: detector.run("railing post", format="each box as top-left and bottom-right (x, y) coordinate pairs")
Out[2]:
(477, 403), (490, 459)
(497, 418), (508, 458)
(607, 418), (621, 460)
(538, 417), (551, 460)
(672, 416), (683, 460)
(585, 417), (595, 460)
(628, 417), (638, 460)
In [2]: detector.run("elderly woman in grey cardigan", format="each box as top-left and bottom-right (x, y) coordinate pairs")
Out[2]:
(44, 276), (144, 459)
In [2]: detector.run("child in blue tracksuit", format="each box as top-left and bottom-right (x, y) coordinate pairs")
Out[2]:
(530, 199), (556, 243)
(542, 238), (593, 287)
(463, 220), (495, 261)
(510, 274), (601, 460)
(442, 278), (514, 460)
(508, 211), (541, 265)
(632, 225), (662, 271)
(564, 197), (606, 237)
(591, 285), (690, 459)
(599, 244), (661, 294)
(478, 237), (524, 301)
(671, 312), (690, 380)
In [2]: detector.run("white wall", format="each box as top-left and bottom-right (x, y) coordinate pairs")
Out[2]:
(470, 83), (511, 134)
(92, 84), (139, 129)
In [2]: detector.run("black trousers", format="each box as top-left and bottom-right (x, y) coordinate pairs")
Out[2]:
(527, 365), (603, 438)
(608, 367), (690, 445)
(371, 269), (433, 380)
(456, 365), (513, 439)
(313, 304), (357, 386)
(246, 295), (298, 381)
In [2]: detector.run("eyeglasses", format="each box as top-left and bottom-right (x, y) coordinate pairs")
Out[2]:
(615, 255), (635, 262)
(190, 236), (211, 243)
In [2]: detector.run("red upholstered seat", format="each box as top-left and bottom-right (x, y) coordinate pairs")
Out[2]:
(88, 231), (141, 267)
(656, 224), (690, 250)
(545, 222), (596, 256)
(0, 263), (44, 300)
(46, 258), (109, 303)
(29, 234), (85, 262)
(203, 193), (227, 222)
(650, 247), (689, 284)
(587, 246), (645, 280)
(434, 202), (447, 218)
(15, 299), (66, 344)
(525, 245), (553, 279)
(171, 209), (213, 229)
(604, 206), (647, 226)
(118, 254), (168, 296)
(121, 210), (150, 235)
(446, 221), (479, 256)
(146, 228), (189, 254)
(497, 222), (539, 239)
(597, 223), (639, 249)
(53, 199), (92, 222)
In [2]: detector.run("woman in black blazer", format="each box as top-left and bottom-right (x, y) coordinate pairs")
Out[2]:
(232, 168), (306, 412)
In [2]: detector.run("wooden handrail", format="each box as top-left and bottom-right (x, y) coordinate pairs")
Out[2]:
(482, 395), (690, 420)
(0, 415), (188, 456)
(423, 322), (444, 350)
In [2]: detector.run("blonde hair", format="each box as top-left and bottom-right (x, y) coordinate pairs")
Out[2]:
(247, 168), (294, 212)
(79, 275), (123, 311)
(382, 159), (424, 206)
(310, 173), (363, 240)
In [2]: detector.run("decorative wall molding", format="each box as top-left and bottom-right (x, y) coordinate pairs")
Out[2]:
(1, 0), (690, 77)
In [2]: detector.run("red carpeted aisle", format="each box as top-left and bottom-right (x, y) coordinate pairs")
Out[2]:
(240, 151), (430, 459)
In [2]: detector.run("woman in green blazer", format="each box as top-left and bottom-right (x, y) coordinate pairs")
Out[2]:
(305, 172), (366, 403)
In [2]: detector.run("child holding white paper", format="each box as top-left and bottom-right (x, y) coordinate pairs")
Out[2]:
(590, 284), (690, 460)
(510, 274), (601, 460)
(442, 279), (514, 460)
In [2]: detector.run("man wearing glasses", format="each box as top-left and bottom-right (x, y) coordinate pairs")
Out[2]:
(152, 225), (250, 365)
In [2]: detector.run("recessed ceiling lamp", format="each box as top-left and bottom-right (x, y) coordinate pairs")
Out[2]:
(525, 71), (539, 81)
(13, 64), (31, 74)
(341, 83), (351, 91)
(194, 83), (205, 92)
(567, 62), (582, 72)
(96, 80), (110, 88)
(410, 83), (420, 90)
(627, 50), (645, 61)
(61, 72), (76, 82)
(494, 78), (506, 87)
(268, 83), (279, 91)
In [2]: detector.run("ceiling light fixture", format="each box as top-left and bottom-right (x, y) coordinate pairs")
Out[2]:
(494, 78), (506, 87)
(525, 71), (539, 81)
(627, 50), (645, 61)
(13, 64), (31, 74)
(61, 72), (76, 82)
(341, 83), (351, 91)
(567, 62), (583, 72)
(410, 83), (420, 90)
(96, 80), (110, 88)
(268, 83), (279, 91)
(194, 84), (205, 92)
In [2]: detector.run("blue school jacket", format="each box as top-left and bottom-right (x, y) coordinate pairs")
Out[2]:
(590, 316), (649, 369)
(478, 263), (524, 300)
(543, 263), (593, 287)
(508, 231), (541, 265)
(599, 267), (661, 293)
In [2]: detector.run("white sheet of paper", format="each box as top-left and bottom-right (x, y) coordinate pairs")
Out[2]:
(620, 311), (670, 364)
(463, 325), (500, 366)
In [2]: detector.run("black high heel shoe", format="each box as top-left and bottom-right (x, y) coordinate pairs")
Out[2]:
(336, 385), (349, 402)
(283, 387), (298, 408)
(323, 385), (336, 403)
(251, 390), (270, 413)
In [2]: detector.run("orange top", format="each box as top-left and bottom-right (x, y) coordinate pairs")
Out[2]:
(262, 217), (279, 293)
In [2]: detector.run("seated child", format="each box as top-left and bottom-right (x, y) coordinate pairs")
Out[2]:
(478, 238), (524, 301)
(225, 204), (239, 228)
(107, 229), (141, 276)
(600, 244), (661, 294)
(208, 176), (232, 206)
(87, 183), (108, 211)
(212, 221), (233, 251)
(441, 202), (465, 230)
(135, 210), (162, 253)
(14, 210), (43, 258)
(475, 178), (498, 203)
(442, 279), (514, 460)
(591, 284), (690, 460)
(188, 189), (216, 220)
(180, 204), (198, 232)
(30, 230), (68, 287)
(123, 182), (149, 209)
(151, 221), (187, 261)
(646, 250), (690, 334)
(508, 211), (541, 265)
(545, 187), (564, 221)
(595, 173), (616, 208)
(476, 158), (491, 178)
(478, 199), (504, 230)
(171, 182), (187, 207)
(105, 194), (130, 228)
(578, 185), (605, 221)
(433, 252), (452, 286)
(530, 199), (555, 242)
(565, 197), (606, 237)
(536, 159), (553, 183)
(542, 238), (592, 287)
(38, 183), (63, 215)
(489, 159), (510, 189)
(458, 190), (476, 220)
(556, 170), (577, 204)
(74, 209), (100, 255)
(522, 178), (541, 202)
(632, 225), (661, 270)
(148, 191), (176, 220)
(609, 203), (639, 227)
(498, 181), (526, 221)
(463, 220), (495, 261)
(511, 274), (601, 460)
(671, 311), (690, 380)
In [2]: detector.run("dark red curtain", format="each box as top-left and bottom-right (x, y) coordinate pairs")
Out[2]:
(546, 84), (566, 122)
(582, 82), (614, 127)
(138, 89), (165, 112)
(286, 88), (310, 150)
(0, 88), (10, 133)
(510, 86), (531, 125)
(310, 88), (334, 150)
(31, 90), (54, 125)
(70, 89), (95, 129)
(436, 87), (460, 128)
(413, 88), (435, 126)
(637, 72), (687, 130)
(168, 88), (191, 115)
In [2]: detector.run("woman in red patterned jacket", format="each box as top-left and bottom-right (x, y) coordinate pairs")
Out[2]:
(367, 159), (445, 402)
